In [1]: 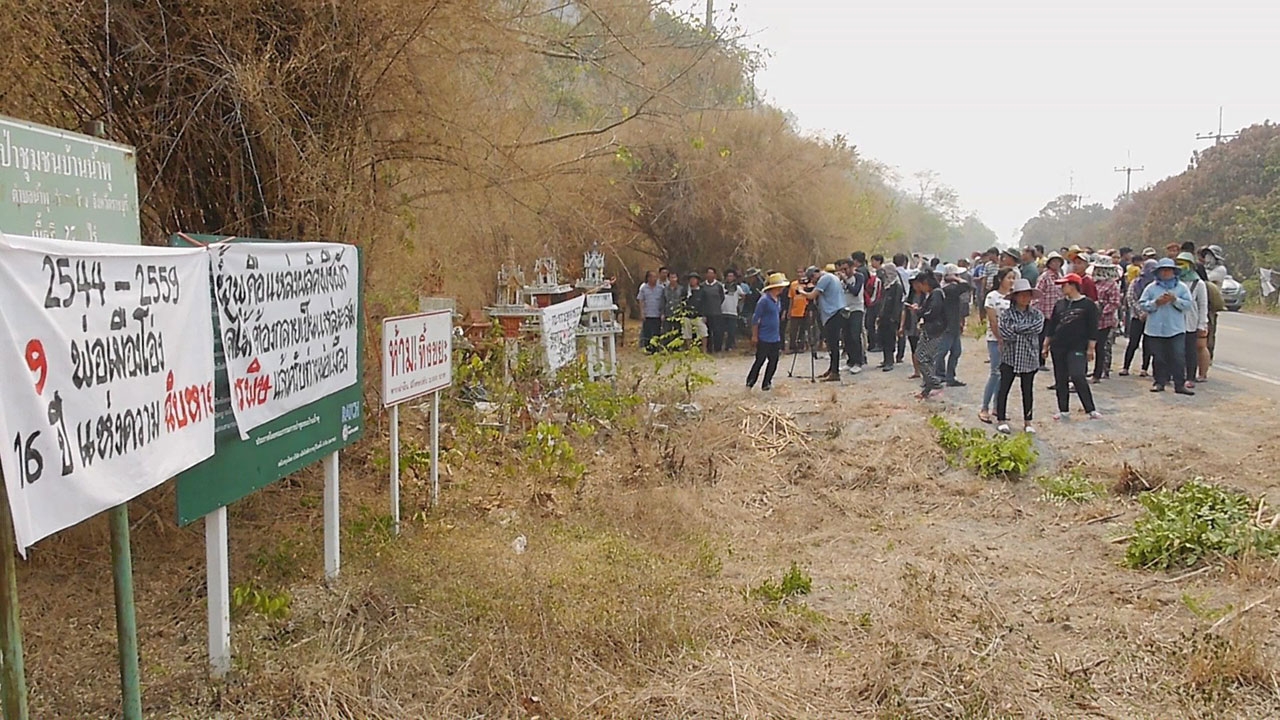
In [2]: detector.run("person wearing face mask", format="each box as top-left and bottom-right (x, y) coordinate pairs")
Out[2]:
(1139, 258), (1195, 395)
(1175, 252), (1209, 388)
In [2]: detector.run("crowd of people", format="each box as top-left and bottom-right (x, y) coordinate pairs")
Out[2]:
(636, 240), (1232, 433)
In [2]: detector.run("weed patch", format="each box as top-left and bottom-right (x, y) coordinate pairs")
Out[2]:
(750, 562), (812, 603)
(930, 415), (1037, 478)
(1124, 479), (1280, 570)
(231, 583), (291, 620)
(523, 421), (586, 483)
(1037, 468), (1106, 504)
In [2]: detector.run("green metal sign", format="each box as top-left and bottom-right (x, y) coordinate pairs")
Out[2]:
(0, 115), (140, 245)
(171, 234), (366, 526)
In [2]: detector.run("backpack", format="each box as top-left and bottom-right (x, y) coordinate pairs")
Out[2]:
(1206, 280), (1226, 313)
(863, 270), (882, 307)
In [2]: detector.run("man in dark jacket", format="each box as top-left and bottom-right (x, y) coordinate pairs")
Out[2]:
(876, 261), (905, 371)
(934, 264), (972, 386)
(700, 267), (726, 353)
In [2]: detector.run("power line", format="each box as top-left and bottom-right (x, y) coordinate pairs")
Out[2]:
(1114, 153), (1144, 197)
(1196, 106), (1240, 145)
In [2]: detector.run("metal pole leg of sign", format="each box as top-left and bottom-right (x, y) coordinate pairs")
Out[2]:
(108, 504), (143, 720)
(389, 404), (401, 534)
(323, 452), (340, 579)
(0, 487), (29, 720)
(430, 393), (440, 509)
(205, 507), (231, 679)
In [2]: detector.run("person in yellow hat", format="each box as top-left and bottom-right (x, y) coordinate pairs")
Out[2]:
(747, 272), (789, 390)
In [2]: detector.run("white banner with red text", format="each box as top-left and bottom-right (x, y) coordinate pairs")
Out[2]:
(0, 233), (216, 554)
(210, 242), (359, 438)
(541, 295), (586, 372)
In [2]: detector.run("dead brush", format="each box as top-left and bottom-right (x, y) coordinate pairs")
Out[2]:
(1113, 461), (1171, 496)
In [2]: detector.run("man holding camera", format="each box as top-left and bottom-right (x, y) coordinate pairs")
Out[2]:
(837, 257), (867, 374)
(799, 265), (849, 382)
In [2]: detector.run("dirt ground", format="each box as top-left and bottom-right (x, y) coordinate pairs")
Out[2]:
(12, 332), (1280, 719)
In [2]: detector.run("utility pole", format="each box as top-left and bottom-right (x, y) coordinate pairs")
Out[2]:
(1114, 152), (1144, 197)
(1196, 106), (1240, 145)
(705, 0), (713, 32)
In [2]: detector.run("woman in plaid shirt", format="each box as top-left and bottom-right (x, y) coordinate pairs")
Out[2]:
(1033, 251), (1065, 369)
(996, 279), (1045, 435)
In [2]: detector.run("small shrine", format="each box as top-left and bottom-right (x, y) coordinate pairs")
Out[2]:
(576, 244), (622, 380)
(484, 260), (540, 379)
(522, 255), (574, 308)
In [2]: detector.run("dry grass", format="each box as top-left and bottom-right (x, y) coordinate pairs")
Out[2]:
(10, 351), (1280, 719)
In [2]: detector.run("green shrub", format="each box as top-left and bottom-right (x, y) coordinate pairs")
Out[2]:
(930, 415), (1037, 478)
(231, 583), (291, 620)
(750, 562), (812, 603)
(1037, 468), (1106, 504)
(523, 421), (586, 483)
(1124, 479), (1280, 570)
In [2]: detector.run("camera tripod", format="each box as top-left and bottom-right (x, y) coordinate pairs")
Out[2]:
(786, 307), (823, 382)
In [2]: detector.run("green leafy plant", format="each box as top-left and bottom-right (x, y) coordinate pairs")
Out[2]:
(930, 415), (1037, 478)
(963, 433), (1036, 478)
(1124, 479), (1280, 570)
(648, 340), (714, 401)
(1037, 468), (1106, 504)
(558, 358), (643, 424)
(1180, 592), (1233, 622)
(231, 583), (291, 620)
(750, 562), (812, 603)
(928, 414), (984, 452)
(523, 421), (586, 483)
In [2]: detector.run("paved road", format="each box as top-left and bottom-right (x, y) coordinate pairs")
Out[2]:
(1212, 311), (1280, 387)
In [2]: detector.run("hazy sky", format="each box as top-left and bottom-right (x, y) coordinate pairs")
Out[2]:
(708, 0), (1280, 243)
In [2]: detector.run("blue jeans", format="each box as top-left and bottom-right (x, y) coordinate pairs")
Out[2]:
(982, 340), (1000, 411)
(935, 330), (963, 382)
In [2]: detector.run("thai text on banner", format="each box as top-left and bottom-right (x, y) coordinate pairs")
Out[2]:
(0, 233), (215, 554)
(210, 242), (359, 438)
(541, 295), (585, 372)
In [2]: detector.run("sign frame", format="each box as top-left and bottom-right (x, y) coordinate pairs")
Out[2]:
(382, 310), (453, 408)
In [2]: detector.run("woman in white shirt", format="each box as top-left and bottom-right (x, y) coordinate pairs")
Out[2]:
(979, 268), (1016, 424)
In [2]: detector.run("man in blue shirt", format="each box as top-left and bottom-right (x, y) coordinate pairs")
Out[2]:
(636, 270), (664, 353)
(799, 264), (849, 382)
(747, 272), (790, 390)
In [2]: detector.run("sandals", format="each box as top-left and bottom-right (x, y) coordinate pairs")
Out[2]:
(978, 410), (993, 424)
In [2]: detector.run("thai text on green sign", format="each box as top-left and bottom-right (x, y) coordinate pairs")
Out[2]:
(0, 115), (140, 245)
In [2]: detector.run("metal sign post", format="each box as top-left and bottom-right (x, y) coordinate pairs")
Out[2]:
(389, 405), (401, 533)
(108, 505), (142, 720)
(0, 491), (28, 720)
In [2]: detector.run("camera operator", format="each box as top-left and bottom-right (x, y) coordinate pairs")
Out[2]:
(798, 264), (849, 382)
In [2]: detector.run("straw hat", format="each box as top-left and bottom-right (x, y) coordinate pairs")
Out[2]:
(763, 272), (789, 291)
(1008, 278), (1035, 296)
(823, 263), (837, 273)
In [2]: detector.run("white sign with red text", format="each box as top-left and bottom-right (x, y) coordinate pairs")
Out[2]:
(210, 242), (359, 438)
(0, 233), (215, 554)
(382, 311), (452, 407)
